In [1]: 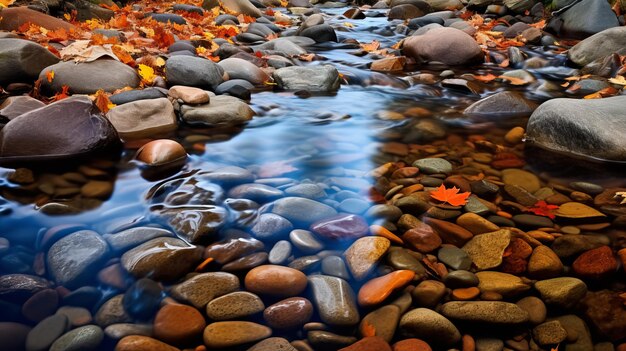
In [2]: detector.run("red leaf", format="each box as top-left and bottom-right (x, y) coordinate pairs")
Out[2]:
(430, 185), (471, 206)
(527, 201), (559, 219)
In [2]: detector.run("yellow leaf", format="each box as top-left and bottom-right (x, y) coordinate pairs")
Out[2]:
(343, 22), (354, 28)
(608, 75), (626, 86)
(155, 57), (166, 67)
(137, 64), (155, 84)
(196, 46), (207, 55)
(63, 13), (71, 21)
(46, 71), (55, 83)
(0, 0), (15, 8)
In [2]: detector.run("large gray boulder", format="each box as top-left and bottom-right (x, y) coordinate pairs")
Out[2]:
(402, 27), (483, 65)
(526, 96), (626, 162)
(557, 0), (619, 39)
(39, 59), (140, 94)
(165, 55), (224, 90)
(180, 95), (254, 125)
(0, 39), (60, 85)
(272, 65), (341, 91)
(568, 27), (626, 66)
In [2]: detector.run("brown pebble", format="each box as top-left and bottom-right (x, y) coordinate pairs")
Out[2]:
(264, 297), (313, 329)
(115, 335), (180, 351)
(504, 127), (525, 144)
(153, 304), (206, 344)
(245, 265), (308, 297)
(462, 334), (475, 351)
(339, 336), (391, 351)
(22, 288), (58, 322)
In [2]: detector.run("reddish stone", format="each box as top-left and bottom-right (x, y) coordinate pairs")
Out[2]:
(392, 338), (432, 351)
(402, 222), (442, 253)
(500, 255), (527, 275)
(505, 238), (533, 259)
(572, 246), (618, 279)
(423, 217), (473, 247)
(618, 248), (626, 268)
(311, 214), (369, 240)
(0, 7), (75, 31)
(153, 304), (206, 344)
(391, 167), (419, 179)
(580, 290), (626, 342)
(340, 337), (392, 351)
(263, 297), (313, 329)
(22, 288), (58, 322)
(245, 265), (307, 297)
(462, 334), (475, 351)
(491, 153), (525, 169)
(358, 270), (415, 307)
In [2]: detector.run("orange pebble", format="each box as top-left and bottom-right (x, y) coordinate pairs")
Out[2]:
(194, 257), (214, 272)
(392, 338), (432, 351)
(370, 225), (404, 245)
(618, 248), (626, 267)
(401, 184), (424, 196)
(358, 270), (415, 307)
(462, 335), (475, 351)
(452, 287), (480, 301)
(496, 210), (512, 219)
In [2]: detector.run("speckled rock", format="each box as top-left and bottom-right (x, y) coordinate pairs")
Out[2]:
(206, 292), (265, 320)
(308, 275), (360, 326)
(203, 321), (271, 348)
(440, 301), (529, 325)
(49, 325), (104, 351)
(170, 272), (240, 309)
(121, 237), (202, 281)
(345, 237), (390, 280)
(462, 229), (511, 270)
(263, 297), (314, 329)
(245, 265), (307, 297)
(534, 277), (587, 308)
(399, 308), (461, 347)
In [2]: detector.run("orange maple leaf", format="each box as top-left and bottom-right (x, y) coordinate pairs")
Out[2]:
(46, 71), (55, 83)
(93, 89), (114, 113)
(472, 73), (496, 83)
(360, 320), (376, 337)
(51, 85), (71, 102)
(430, 185), (471, 206)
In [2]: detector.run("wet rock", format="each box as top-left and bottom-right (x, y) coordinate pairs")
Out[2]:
(207, 291), (264, 320)
(552, 234), (608, 258)
(412, 157), (451, 174)
(345, 236), (390, 280)
(221, 0), (263, 17)
(272, 197), (337, 225)
(245, 264), (307, 297)
(180, 95), (254, 125)
(572, 246), (617, 279)
(103, 227), (173, 253)
(569, 27), (626, 66)
(218, 58), (270, 85)
(300, 24), (337, 43)
(263, 297), (313, 329)
(308, 275), (360, 326)
(580, 290), (626, 342)
(50, 325), (104, 351)
(0, 96), (120, 164)
(290, 229), (324, 253)
(464, 91), (537, 120)
(153, 304), (206, 344)
(222, 252), (268, 272)
(95, 295), (132, 327)
(251, 213), (293, 241)
(285, 183), (326, 199)
(516, 296), (546, 325)
(0, 322), (30, 351)
(168, 85), (210, 104)
(165, 56), (224, 90)
(456, 213), (499, 235)
(440, 301), (529, 325)
(399, 308), (461, 347)
(273, 65), (341, 91)
(106, 98), (176, 139)
(443, 270), (478, 289)
(228, 183), (284, 203)
(311, 214), (369, 241)
(532, 320), (567, 346)
(388, 4), (425, 20)
(534, 277), (587, 308)
(462, 229), (511, 270)
(170, 272), (239, 309)
(135, 139), (186, 167)
(339, 336), (392, 351)
(321, 256), (350, 280)
(268, 240), (292, 264)
(360, 305), (401, 343)
(158, 206), (228, 243)
(203, 321), (271, 348)
(248, 337), (298, 351)
(402, 27), (483, 65)
(551, 315), (593, 350)
(476, 271), (531, 297)
(56, 306), (93, 328)
(557, 0), (618, 39)
(115, 335), (178, 351)
(47, 230), (110, 288)
(526, 96), (626, 161)
(0, 96), (46, 121)
(438, 246), (472, 270)
(402, 221), (441, 253)
(109, 88), (168, 105)
(123, 279), (162, 320)
(0, 7), (75, 31)
(204, 236), (264, 265)
(21, 288), (58, 322)
(121, 237), (202, 281)
(40, 59), (139, 94)
(527, 245), (563, 279)
(358, 270), (414, 307)
(26, 314), (68, 351)
(423, 217), (473, 247)
(308, 331), (357, 349)
(512, 214), (553, 228)
(0, 39), (59, 85)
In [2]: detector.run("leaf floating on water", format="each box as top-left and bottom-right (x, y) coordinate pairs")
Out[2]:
(527, 200), (559, 219)
(430, 185), (471, 206)
(472, 73), (497, 82)
(257, 160), (299, 178)
(360, 40), (380, 52)
(498, 75), (528, 85)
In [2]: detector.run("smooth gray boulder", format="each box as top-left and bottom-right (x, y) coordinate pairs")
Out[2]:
(0, 38), (59, 85)
(526, 96), (626, 162)
(272, 65), (341, 91)
(557, 0), (619, 39)
(568, 27), (626, 66)
(39, 59), (140, 94)
(165, 55), (224, 90)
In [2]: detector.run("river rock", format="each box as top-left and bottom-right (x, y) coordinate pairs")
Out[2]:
(440, 301), (529, 325)
(402, 221), (441, 252)
(290, 229), (324, 253)
(106, 98), (177, 139)
(248, 337), (298, 351)
(263, 297), (313, 329)
(464, 91), (537, 120)
(40, 59), (139, 94)
(268, 240), (292, 264)
(153, 304), (205, 344)
(534, 277), (587, 308)
(526, 96), (626, 161)
(168, 85), (210, 104)
(204, 236), (264, 265)
(180, 95), (254, 125)
(532, 320), (567, 346)
(345, 236), (390, 280)
(476, 271), (531, 297)
(399, 308), (460, 347)
(47, 230), (110, 288)
(207, 291), (265, 320)
(22, 288), (58, 322)
(311, 214), (369, 241)
(572, 246), (617, 279)
(0, 96), (120, 164)
(50, 325), (104, 351)
(462, 229), (511, 270)
(103, 227), (173, 253)
(580, 290), (626, 342)
(121, 237), (202, 281)
(157, 206), (228, 243)
(203, 321), (271, 348)
(229, 183), (283, 202)
(272, 65), (341, 91)
(26, 314), (68, 351)
(557, 0), (618, 39)
(165, 56), (224, 90)
(516, 296), (546, 325)
(360, 305), (401, 343)
(221, 0), (263, 17)
(0, 39), (60, 85)
(402, 27), (483, 65)
(251, 213), (293, 241)
(218, 58), (270, 85)
(455, 213), (499, 235)
(272, 197), (337, 225)
(527, 245), (563, 279)
(568, 27), (626, 66)
(358, 270), (415, 307)
(170, 272), (239, 309)
(0, 96), (46, 121)
(115, 335), (179, 351)
(308, 275), (360, 326)
(0, 7), (75, 31)
(245, 265), (307, 297)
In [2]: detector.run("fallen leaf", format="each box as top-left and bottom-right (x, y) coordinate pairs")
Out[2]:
(0, 0), (15, 8)
(360, 40), (380, 52)
(93, 89), (115, 113)
(498, 75), (527, 85)
(51, 85), (71, 102)
(137, 64), (155, 84)
(614, 191), (626, 205)
(472, 73), (497, 82)
(608, 75), (626, 86)
(430, 185), (471, 206)
(527, 200), (559, 219)
(584, 86), (618, 99)
(46, 71), (55, 83)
